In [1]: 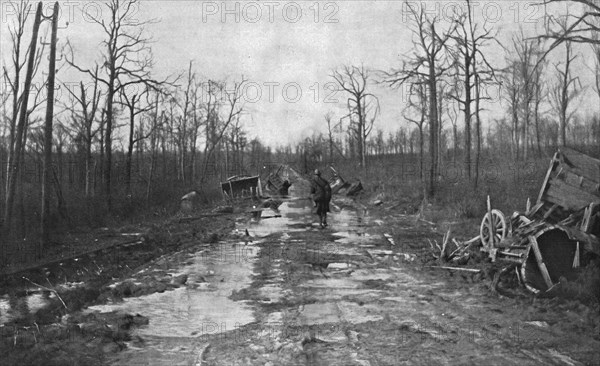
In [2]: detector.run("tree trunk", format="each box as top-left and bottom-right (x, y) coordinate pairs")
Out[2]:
(464, 53), (472, 180)
(126, 95), (136, 195)
(474, 76), (482, 190)
(41, 2), (59, 251)
(428, 40), (438, 198)
(3, 3), (42, 240)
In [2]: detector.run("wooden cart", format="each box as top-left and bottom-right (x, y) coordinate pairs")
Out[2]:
(479, 147), (600, 292)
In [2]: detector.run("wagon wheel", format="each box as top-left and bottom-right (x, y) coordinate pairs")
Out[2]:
(480, 209), (507, 249)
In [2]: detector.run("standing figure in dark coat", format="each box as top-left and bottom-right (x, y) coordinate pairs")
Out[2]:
(310, 169), (332, 228)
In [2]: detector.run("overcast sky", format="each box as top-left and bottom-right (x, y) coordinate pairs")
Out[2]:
(1, 0), (597, 147)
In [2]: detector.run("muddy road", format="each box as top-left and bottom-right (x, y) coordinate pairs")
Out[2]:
(2, 177), (599, 365)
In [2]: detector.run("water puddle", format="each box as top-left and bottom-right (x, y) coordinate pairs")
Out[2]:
(247, 201), (312, 237)
(332, 230), (380, 245)
(0, 291), (55, 325)
(88, 243), (258, 338)
(297, 301), (383, 326)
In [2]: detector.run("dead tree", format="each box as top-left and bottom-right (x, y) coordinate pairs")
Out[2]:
(200, 79), (246, 182)
(541, 1), (600, 47)
(448, 0), (496, 184)
(551, 38), (582, 147)
(383, 2), (456, 197)
(532, 59), (548, 156)
(501, 60), (522, 160)
(63, 70), (102, 197)
(331, 65), (379, 172)
(403, 77), (428, 188)
(324, 112), (335, 161)
(117, 85), (156, 195)
(189, 81), (205, 182)
(66, 0), (166, 211)
(3, 2), (42, 239)
(40, 1), (59, 249)
(145, 91), (164, 203)
(503, 30), (545, 160)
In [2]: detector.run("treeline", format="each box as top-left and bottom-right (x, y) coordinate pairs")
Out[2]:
(281, 0), (600, 196)
(0, 0), (278, 257)
(1, 0), (600, 261)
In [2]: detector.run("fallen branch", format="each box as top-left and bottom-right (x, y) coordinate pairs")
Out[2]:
(427, 266), (481, 273)
(464, 235), (481, 245)
(23, 276), (68, 310)
(440, 229), (451, 260)
(448, 239), (475, 259)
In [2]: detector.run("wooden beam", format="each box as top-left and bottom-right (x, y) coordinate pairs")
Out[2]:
(543, 204), (559, 219)
(529, 235), (553, 289)
(486, 195), (494, 248)
(427, 266), (481, 273)
(537, 153), (558, 204)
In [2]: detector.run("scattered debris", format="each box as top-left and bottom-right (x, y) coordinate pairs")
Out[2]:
(427, 266), (481, 273)
(345, 181), (363, 196)
(328, 166), (348, 194)
(477, 148), (600, 293)
(265, 166), (292, 196)
(383, 233), (395, 246)
(221, 175), (263, 199)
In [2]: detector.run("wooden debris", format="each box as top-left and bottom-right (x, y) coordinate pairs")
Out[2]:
(23, 276), (68, 310)
(427, 266), (481, 273)
(464, 235), (480, 245)
(528, 235), (554, 289)
(419, 218), (435, 226)
(440, 229), (451, 261)
(383, 233), (395, 246)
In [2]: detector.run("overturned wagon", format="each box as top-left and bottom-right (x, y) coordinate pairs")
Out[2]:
(480, 147), (600, 292)
(221, 175), (263, 199)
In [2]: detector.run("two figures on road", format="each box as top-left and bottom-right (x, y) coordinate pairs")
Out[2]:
(310, 169), (332, 228)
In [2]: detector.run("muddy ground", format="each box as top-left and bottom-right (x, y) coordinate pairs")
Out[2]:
(1, 177), (599, 366)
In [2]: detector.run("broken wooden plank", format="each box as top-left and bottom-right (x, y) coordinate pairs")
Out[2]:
(546, 179), (600, 211)
(464, 235), (481, 245)
(486, 195), (494, 248)
(529, 235), (554, 289)
(527, 202), (544, 218)
(559, 147), (600, 182)
(543, 203), (559, 219)
(497, 250), (523, 258)
(537, 153), (559, 205)
(427, 266), (481, 273)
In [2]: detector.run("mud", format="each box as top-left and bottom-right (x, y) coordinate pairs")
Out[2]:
(1, 179), (599, 365)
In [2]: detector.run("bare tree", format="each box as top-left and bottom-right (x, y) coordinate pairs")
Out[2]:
(200, 79), (246, 182)
(63, 71), (103, 197)
(66, 0), (168, 210)
(40, 1), (59, 248)
(403, 77), (428, 188)
(383, 1), (456, 197)
(501, 60), (522, 160)
(541, 1), (600, 47)
(324, 112), (335, 161)
(331, 65), (380, 172)
(3, 2), (43, 239)
(118, 85), (156, 194)
(448, 0), (496, 184)
(551, 38), (582, 146)
(505, 30), (545, 160)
